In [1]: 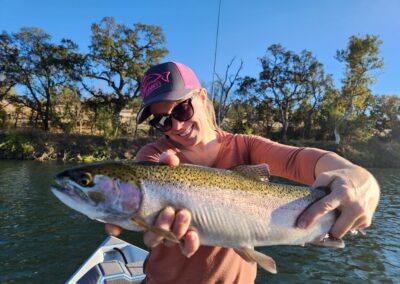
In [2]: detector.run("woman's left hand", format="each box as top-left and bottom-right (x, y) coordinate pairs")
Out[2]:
(297, 162), (380, 239)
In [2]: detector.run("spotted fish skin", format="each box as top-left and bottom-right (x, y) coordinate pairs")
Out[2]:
(51, 161), (336, 248)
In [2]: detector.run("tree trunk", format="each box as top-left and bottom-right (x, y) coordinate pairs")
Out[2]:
(281, 107), (289, 142)
(334, 120), (341, 145)
(334, 103), (354, 145)
(112, 108), (122, 138)
(304, 112), (313, 139)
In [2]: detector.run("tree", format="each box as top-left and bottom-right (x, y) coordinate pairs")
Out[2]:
(53, 87), (83, 133)
(213, 57), (243, 126)
(314, 79), (342, 140)
(0, 77), (15, 101)
(0, 34), (17, 101)
(0, 28), (84, 131)
(370, 95), (400, 140)
(83, 17), (168, 137)
(242, 44), (322, 141)
(334, 34), (384, 144)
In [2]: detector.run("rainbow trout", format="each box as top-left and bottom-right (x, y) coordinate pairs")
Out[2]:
(51, 161), (344, 273)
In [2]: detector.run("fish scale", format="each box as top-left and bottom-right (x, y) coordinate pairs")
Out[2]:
(52, 161), (344, 274)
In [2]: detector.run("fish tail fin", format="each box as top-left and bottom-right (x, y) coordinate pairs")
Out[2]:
(234, 247), (277, 274)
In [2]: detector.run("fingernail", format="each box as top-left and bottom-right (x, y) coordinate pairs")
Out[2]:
(177, 211), (188, 224)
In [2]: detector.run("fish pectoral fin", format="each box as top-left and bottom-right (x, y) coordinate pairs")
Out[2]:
(234, 247), (277, 274)
(131, 217), (180, 244)
(311, 234), (345, 248)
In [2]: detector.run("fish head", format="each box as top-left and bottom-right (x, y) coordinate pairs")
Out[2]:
(51, 163), (142, 224)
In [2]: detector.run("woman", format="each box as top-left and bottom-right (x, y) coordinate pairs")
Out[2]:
(107, 62), (380, 283)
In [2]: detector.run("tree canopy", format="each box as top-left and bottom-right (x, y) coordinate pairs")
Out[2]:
(83, 17), (168, 136)
(0, 28), (84, 130)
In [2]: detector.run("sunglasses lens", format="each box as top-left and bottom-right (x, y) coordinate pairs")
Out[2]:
(173, 101), (194, 121)
(149, 96), (196, 132)
(150, 115), (172, 132)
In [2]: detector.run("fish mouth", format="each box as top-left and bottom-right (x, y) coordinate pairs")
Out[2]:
(51, 178), (91, 204)
(51, 177), (132, 223)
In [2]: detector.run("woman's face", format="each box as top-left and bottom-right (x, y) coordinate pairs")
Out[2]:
(149, 90), (212, 148)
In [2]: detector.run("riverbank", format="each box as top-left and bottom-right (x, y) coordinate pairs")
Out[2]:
(0, 129), (158, 162)
(1, 129), (399, 168)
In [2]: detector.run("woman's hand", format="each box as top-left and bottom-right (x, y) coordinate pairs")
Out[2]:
(297, 153), (380, 239)
(105, 150), (200, 258)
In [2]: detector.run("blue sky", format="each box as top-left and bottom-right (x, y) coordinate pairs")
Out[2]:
(1, 0), (399, 95)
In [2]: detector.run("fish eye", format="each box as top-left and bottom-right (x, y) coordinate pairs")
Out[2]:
(78, 172), (93, 187)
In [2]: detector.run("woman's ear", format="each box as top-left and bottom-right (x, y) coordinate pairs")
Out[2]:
(199, 88), (208, 102)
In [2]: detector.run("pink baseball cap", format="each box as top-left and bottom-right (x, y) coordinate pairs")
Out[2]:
(136, 62), (202, 124)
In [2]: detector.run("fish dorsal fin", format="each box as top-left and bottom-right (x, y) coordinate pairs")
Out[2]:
(234, 247), (277, 274)
(131, 217), (180, 244)
(231, 164), (270, 183)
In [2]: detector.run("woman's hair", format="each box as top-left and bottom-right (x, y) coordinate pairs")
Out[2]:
(205, 97), (220, 130)
(195, 88), (219, 131)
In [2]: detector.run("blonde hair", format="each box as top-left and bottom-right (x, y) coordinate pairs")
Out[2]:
(192, 88), (220, 131)
(206, 98), (220, 130)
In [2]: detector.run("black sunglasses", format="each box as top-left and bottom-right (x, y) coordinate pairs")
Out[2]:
(149, 94), (198, 132)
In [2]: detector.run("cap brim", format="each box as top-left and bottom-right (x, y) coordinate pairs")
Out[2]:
(136, 89), (196, 124)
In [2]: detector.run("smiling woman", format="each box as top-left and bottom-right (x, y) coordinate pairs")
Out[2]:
(149, 91), (201, 132)
(102, 61), (380, 284)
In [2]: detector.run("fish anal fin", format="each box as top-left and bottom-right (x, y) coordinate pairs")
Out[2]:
(131, 217), (180, 244)
(234, 247), (277, 274)
(358, 229), (366, 236)
(350, 229), (366, 236)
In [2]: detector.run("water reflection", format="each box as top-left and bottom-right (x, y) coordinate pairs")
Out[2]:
(0, 162), (399, 283)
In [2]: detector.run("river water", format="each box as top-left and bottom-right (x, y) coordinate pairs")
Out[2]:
(0, 161), (399, 283)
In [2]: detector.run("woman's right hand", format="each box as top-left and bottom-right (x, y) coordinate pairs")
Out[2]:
(105, 150), (200, 258)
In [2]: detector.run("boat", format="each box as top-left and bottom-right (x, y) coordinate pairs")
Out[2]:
(67, 236), (148, 284)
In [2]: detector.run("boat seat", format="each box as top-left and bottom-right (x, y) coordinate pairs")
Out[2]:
(78, 260), (145, 284)
(126, 261), (145, 278)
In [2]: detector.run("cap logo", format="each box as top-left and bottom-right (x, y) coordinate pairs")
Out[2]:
(142, 72), (170, 98)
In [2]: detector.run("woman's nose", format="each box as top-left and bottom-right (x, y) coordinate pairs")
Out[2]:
(170, 117), (185, 131)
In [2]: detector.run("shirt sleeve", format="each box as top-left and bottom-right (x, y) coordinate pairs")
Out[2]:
(245, 135), (331, 185)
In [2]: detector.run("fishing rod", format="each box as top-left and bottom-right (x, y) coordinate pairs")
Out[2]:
(211, 0), (222, 102)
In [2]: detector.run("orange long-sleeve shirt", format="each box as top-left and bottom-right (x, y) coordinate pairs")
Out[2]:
(135, 130), (329, 284)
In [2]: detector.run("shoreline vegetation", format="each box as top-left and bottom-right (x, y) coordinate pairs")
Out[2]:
(1, 20), (399, 169)
(1, 129), (399, 168)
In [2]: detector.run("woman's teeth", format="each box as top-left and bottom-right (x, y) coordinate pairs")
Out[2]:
(179, 125), (193, 137)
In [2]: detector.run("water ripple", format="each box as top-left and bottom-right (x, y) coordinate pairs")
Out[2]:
(0, 162), (399, 283)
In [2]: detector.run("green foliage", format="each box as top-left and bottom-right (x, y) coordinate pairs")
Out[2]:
(370, 95), (400, 139)
(84, 17), (169, 137)
(339, 138), (400, 168)
(0, 28), (85, 131)
(0, 107), (8, 127)
(0, 132), (36, 159)
(243, 125), (254, 135)
(0, 23), (399, 166)
(239, 44), (326, 141)
(334, 34), (384, 144)
(76, 145), (110, 163)
(52, 87), (83, 133)
(95, 106), (115, 138)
